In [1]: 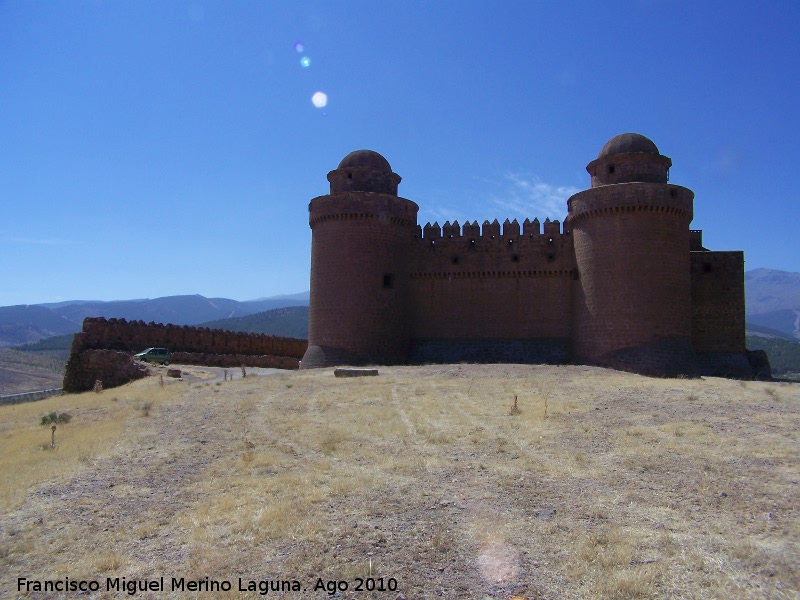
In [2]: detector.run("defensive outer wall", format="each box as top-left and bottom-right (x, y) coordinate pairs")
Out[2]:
(63, 317), (308, 393)
(301, 133), (769, 378)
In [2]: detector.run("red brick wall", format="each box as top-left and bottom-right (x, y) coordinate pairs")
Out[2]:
(570, 183), (694, 364)
(305, 192), (419, 365)
(691, 251), (746, 353)
(587, 153), (671, 187)
(410, 219), (574, 340)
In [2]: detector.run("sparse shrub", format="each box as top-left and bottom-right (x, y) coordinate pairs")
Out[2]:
(139, 402), (152, 417)
(41, 412), (71, 426)
(510, 395), (521, 416)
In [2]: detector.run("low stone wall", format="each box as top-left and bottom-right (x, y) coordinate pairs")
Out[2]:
(171, 352), (299, 370)
(74, 317), (307, 358)
(63, 349), (149, 393)
(63, 317), (308, 393)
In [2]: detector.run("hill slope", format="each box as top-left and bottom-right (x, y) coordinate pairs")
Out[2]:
(1, 364), (798, 598)
(745, 268), (800, 339)
(0, 347), (64, 396)
(199, 306), (309, 339)
(0, 305), (77, 346)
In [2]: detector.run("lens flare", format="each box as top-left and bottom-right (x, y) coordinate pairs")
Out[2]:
(477, 542), (520, 585)
(300, 56), (311, 68)
(311, 91), (328, 108)
(294, 42), (304, 53)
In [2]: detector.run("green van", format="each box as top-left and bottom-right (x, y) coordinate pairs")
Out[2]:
(134, 347), (171, 365)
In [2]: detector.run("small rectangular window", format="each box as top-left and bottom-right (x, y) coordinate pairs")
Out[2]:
(382, 273), (394, 289)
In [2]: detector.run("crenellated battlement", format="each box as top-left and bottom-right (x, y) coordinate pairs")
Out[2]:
(412, 215), (574, 276)
(418, 216), (568, 240)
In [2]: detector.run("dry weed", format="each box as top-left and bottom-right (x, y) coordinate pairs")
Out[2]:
(0, 365), (798, 599)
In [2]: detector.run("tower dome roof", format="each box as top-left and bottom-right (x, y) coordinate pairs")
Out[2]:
(598, 133), (659, 159)
(337, 150), (392, 172)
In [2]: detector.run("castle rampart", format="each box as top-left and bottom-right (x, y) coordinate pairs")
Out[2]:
(300, 136), (764, 378)
(63, 317), (308, 393)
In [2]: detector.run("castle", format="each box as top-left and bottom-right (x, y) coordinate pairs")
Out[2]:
(301, 133), (760, 378)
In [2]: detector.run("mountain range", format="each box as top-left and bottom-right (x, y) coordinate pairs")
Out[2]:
(0, 292), (309, 347)
(2, 269), (799, 348)
(744, 269), (800, 340)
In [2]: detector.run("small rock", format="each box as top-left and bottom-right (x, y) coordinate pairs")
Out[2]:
(536, 509), (555, 519)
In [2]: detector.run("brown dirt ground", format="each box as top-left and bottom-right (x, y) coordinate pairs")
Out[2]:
(1, 364), (798, 600)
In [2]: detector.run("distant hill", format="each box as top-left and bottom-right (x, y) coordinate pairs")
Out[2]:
(200, 306), (309, 340)
(745, 269), (800, 340)
(0, 293), (310, 347)
(746, 321), (799, 341)
(0, 305), (77, 346)
(12, 334), (75, 362)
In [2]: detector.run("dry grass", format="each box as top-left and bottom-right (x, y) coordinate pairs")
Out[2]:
(1, 364), (798, 599)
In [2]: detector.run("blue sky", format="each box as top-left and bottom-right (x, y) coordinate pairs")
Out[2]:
(1, 1), (798, 305)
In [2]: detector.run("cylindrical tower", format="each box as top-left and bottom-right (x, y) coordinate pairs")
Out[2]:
(301, 150), (419, 368)
(567, 133), (697, 376)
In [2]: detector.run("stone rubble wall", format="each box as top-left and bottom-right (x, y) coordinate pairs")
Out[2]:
(63, 349), (149, 393)
(63, 317), (308, 393)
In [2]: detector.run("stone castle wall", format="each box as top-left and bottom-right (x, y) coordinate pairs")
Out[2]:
(63, 317), (308, 393)
(691, 251), (747, 354)
(409, 218), (575, 343)
(73, 317), (307, 357)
